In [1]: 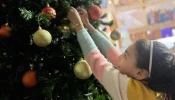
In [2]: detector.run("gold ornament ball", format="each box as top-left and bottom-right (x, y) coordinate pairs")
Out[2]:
(110, 29), (121, 40)
(33, 29), (52, 47)
(74, 59), (92, 79)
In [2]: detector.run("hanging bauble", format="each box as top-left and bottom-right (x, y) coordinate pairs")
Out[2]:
(74, 58), (92, 79)
(33, 26), (52, 47)
(22, 70), (37, 88)
(41, 4), (56, 19)
(88, 5), (102, 21)
(110, 29), (121, 40)
(2, 3), (6, 8)
(0, 23), (11, 37)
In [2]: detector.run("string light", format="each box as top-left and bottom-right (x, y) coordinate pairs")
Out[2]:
(147, 31), (151, 35)
(63, 25), (69, 31)
(63, 26), (68, 30)
(108, 0), (112, 4)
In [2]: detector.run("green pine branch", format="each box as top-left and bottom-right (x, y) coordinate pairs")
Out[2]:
(19, 8), (51, 26)
(100, 20), (114, 26)
(0, 0), (114, 99)
(101, 14), (108, 19)
(19, 8), (34, 21)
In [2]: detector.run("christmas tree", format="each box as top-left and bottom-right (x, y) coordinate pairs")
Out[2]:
(0, 0), (113, 100)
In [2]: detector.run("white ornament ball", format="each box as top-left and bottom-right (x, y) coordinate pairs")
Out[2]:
(74, 59), (92, 79)
(33, 29), (52, 47)
(110, 29), (121, 40)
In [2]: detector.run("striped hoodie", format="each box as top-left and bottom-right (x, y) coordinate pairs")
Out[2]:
(77, 29), (157, 100)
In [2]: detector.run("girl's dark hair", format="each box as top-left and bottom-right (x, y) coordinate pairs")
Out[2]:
(135, 39), (175, 99)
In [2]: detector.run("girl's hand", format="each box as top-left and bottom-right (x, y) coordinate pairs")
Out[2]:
(67, 7), (82, 26)
(76, 8), (94, 33)
(67, 7), (84, 32)
(77, 8), (90, 27)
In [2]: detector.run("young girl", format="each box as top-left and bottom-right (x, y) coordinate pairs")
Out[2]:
(67, 7), (175, 100)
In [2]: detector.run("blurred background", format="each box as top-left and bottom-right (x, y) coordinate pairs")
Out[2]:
(100, 0), (175, 53)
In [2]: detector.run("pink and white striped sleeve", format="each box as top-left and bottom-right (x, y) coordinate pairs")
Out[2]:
(90, 29), (121, 68)
(77, 29), (129, 100)
(77, 29), (112, 82)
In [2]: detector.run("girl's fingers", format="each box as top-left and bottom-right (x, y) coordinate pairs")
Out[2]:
(76, 8), (82, 11)
(78, 12), (83, 15)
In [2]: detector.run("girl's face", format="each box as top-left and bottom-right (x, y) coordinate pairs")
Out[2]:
(117, 43), (149, 80)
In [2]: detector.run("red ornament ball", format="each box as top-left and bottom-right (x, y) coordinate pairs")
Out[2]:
(2, 3), (6, 8)
(42, 5), (56, 19)
(22, 70), (37, 88)
(88, 5), (102, 21)
(0, 24), (11, 37)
